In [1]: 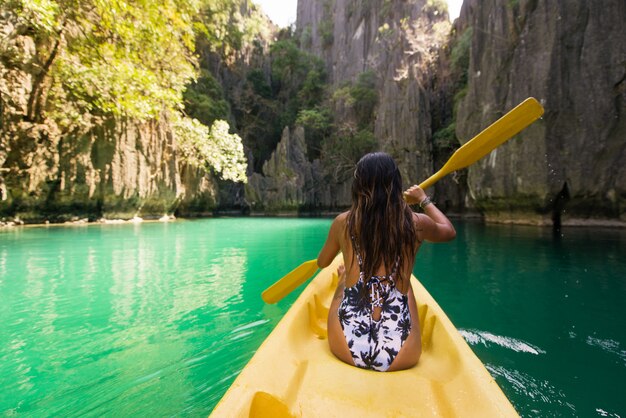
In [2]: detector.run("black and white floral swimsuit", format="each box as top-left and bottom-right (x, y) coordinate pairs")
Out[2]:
(337, 238), (412, 372)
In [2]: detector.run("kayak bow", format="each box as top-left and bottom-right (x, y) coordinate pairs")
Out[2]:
(211, 256), (518, 417)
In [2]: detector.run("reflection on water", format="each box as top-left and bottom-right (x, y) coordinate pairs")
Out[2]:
(204, 248), (247, 309)
(1, 219), (625, 416)
(0, 219), (330, 417)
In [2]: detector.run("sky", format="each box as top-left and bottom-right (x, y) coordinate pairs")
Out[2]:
(253, 0), (464, 28)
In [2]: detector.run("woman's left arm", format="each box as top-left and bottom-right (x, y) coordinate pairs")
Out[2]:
(317, 215), (343, 268)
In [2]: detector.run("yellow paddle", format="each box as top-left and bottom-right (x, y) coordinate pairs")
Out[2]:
(261, 97), (544, 304)
(262, 259), (319, 304)
(416, 97), (544, 190)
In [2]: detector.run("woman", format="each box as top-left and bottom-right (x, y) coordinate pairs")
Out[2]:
(317, 152), (456, 372)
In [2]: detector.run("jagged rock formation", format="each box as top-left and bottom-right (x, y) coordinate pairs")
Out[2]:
(246, 125), (353, 213)
(256, 0), (624, 224)
(454, 0), (626, 224)
(294, 0), (452, 205)
(247, 126), (307, 212)
(245, 0), (455, 213)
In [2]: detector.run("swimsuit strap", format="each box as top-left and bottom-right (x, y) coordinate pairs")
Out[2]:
(368, 257), (401, 308)
(351, 232), (403, 309)
(350, 233), (364, 269)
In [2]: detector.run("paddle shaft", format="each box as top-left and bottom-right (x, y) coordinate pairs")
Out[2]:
(262, 259), (319, 304)
(418, 98), (544, 190)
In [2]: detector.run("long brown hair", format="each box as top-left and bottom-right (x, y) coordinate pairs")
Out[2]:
(347, 152), (416, 287)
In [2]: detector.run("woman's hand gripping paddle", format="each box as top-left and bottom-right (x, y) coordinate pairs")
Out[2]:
(262, 97), (544, 304)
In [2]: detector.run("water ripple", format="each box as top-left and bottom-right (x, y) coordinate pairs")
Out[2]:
(586, 336), (626, 367)
(486, 364), (576, 415)
(595, 407), (622, 417)
(231, 319), (270, 334)
(459, 329), (546, 355)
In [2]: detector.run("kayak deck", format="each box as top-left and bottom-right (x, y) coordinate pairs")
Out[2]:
(211, 256), (519, 417)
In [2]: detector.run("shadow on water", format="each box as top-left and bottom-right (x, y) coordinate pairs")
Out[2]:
(551, 182), (570, 237)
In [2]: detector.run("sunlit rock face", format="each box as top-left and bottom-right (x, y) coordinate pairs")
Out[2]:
(295, 0), (452, 207)
(244, 0), (452, 213)
(454, 0), (626, 224)
(0, 112), (217, 222)
(0, 11), (216, 222)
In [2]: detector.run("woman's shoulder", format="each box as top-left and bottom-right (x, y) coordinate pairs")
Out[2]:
(335, 211), (350, 223)
(411, 212), (434, 240)
(329, 211), (349, 236)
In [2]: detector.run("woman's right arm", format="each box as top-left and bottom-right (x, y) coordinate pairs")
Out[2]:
(404, 185), (456, 242)
(317, 214), (344, 268)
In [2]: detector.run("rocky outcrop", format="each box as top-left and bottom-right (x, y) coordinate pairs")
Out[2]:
(454, 0), (626, 224)
(246, 126), (342, 212)
(1, 114), (218, 222)
(296, 0), (452, 195)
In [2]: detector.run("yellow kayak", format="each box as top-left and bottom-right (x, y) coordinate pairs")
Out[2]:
(211, 256), (519, 417)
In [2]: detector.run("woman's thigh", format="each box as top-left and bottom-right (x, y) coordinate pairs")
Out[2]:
(327, 279), (355, 366)
(387, 287), (422, 372)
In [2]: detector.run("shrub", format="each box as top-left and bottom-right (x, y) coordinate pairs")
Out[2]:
(183, 69), (230, 126)
(432, 122), (459, 150)
(450, 26), (473, 85)
(175, 117), (247, 183)
(351, 71), (378, 128)
(320, 0), (335, 48)
(296, 107), (332, 158)
(247, 69), (272, 99)
(321, 128), (377, 181)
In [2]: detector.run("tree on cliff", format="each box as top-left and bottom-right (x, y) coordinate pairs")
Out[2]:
(1, 0), (248, 182)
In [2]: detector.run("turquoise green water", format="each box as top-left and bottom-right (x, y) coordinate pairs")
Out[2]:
(1, 219), (625, 417)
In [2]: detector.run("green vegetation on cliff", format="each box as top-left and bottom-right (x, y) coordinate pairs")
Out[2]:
(214, 31), (331, 170)
(5, 0), (197, 122)
(1, 0), (251, 201)
(322, 70), (379, 180)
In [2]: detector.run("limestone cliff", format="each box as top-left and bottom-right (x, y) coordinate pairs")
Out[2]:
(1, 113), (218, 222)
(3, 0), (624, 224)
(0, 3), (269, 223)
(295, 0), (452, 205)
(0, 14), (216, 222)
(246, 126), (329, 213)
(454, 0), (626, 224)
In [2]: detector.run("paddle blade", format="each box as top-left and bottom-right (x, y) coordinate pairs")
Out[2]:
(262, 259), (319, 304)
(419, 97), (544, 190)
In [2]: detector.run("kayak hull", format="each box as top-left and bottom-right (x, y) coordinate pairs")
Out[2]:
(211, 256), (518, 417)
